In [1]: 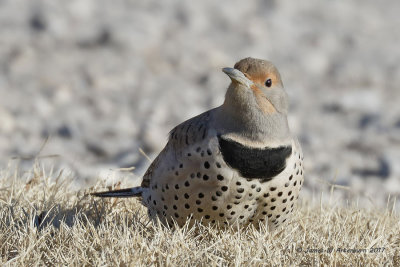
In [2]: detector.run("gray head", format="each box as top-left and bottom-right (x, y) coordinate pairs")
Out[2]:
(219, 57), (290, 142)
(223, 57), (288, 115)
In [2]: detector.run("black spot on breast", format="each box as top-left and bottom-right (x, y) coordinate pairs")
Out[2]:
(218, 136), (292, 180)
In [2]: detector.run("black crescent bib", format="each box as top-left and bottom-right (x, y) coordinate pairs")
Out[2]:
(218, 136), (292, 182)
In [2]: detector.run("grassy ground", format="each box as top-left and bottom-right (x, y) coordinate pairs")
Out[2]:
(0, 163), (399, 266)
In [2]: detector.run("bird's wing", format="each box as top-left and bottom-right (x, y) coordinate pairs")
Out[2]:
(141, 109), (214, 188)
(140, 145), (168, 188)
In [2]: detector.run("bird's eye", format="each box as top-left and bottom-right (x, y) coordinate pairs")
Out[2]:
(265, 79), (272, 87)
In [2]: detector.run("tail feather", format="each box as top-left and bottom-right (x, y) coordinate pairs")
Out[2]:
(91, 187), (143, 198)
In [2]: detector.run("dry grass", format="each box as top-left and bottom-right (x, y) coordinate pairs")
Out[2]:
(1, 163), (399, 266)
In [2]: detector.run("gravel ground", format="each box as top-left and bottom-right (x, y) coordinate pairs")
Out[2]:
(0, 0), (399, 207)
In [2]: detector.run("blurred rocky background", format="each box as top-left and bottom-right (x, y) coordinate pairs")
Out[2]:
(0, 0), (399, 207)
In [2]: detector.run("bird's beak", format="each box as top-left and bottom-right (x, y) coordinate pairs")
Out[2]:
(222, 68), (253, 87)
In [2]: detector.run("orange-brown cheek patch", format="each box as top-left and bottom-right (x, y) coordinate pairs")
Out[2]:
(247, 72), (280, 88)
(250, 85), (276, 114)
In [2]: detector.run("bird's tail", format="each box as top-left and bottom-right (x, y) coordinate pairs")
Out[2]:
(91, 187), (143, 198)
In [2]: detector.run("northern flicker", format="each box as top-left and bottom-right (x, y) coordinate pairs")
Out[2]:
(92, 57), (304, 230)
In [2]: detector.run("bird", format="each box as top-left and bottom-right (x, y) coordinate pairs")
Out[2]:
(92, 57), (304, 230)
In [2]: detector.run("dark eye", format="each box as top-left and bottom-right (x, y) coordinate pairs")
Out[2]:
(265, 79), (272, 87)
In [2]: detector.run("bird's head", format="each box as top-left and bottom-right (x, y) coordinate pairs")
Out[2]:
(222, 57), (288, 116)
